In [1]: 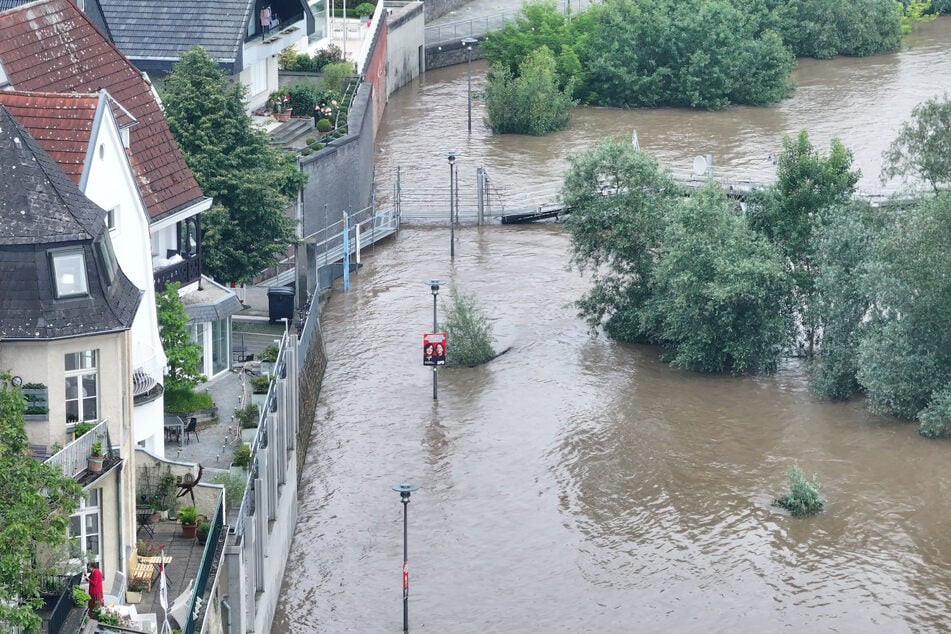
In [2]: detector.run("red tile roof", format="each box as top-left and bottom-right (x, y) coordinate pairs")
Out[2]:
(0, 91), (100, 184)
(0, 0), (208, 220)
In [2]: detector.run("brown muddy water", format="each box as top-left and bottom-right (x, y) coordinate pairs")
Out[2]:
(273, 19), (951, 634)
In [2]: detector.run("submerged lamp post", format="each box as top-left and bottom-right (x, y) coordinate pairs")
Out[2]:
(445, 151), (457, 258)
(425, 279), (444, 400)
(392, 483), (420, 632)
(461, 37), (478, 133)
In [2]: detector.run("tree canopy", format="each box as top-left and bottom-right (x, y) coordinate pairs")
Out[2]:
(881, 94), (951, 192)
(481, 0), (902, 115)
(483, 46), (576, 135)
(162, 46), (306, 283)
(156, 281), (205, 391)
(0, 373), (82, 632)
(564, 141), (792, 374)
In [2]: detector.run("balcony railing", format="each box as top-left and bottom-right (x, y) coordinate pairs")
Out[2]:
(183, 491), (224, 634)
(46, 419), (113, 479)
(154, 253), (201, 292)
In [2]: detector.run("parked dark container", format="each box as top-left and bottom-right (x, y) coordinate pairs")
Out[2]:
(267, 287), (295, 323)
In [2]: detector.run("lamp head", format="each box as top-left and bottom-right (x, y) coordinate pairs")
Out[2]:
(392, 483), (419, 502)
(424, 278), (444, 294)
(445, 150), (457, 165)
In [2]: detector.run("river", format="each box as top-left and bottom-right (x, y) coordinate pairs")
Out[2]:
(272, 19), (951, 633)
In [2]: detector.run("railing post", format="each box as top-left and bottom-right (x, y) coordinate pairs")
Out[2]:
(476, 166), (484, 225)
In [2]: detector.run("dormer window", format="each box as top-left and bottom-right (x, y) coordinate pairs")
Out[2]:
(50, 248), (88, 298)
(95, 235), (118, 286)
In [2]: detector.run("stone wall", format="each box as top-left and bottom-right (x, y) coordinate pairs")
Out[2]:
(425, 39), (483, 70)
(296, 297), (327, 477)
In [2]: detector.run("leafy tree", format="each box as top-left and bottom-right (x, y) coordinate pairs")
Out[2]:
(917, 386), (951, 438)
(642, 185), (794, 374)
(440, 288), (496, 367)
(747, 131), (860, 355)
(480, 0), (578, 81)
(856, 192), (951, 421)
(881, 94), (951, 192)
(808, 202), (882, 399)
(0, 372), (82, 632)
(161, 46), (305, 283)
(773, 464), (824, 517)
(156, 281), (204, 392)
(484, 46), (576, 135)
(562, 140), (681, 341)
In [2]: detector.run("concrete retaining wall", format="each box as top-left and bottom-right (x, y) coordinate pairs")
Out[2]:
(425, 40), (483, 70)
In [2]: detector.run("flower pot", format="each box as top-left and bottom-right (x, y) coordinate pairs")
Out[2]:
(181, 523), (198, 539)
(126, 591), (142, 604)
(88, 456), (103, 473)
(274, 109), (292, 122)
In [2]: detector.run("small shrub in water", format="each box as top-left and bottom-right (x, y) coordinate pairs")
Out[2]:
(441, 287), (495, 367)
(773, 464), (824, 517)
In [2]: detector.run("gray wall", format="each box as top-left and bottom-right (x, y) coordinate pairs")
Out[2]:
(425, 40), (483, 70)
(299, 81), (376, 240)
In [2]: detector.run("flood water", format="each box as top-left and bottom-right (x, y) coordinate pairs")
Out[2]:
(273, 19), (951, 633)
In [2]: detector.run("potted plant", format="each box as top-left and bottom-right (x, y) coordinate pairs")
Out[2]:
(72, 584), (90, 607)
(126, 578), (148, 604)
(178, 505), (199, 538)
(88, 438), (104, 473)
(196, 520), (211, 545)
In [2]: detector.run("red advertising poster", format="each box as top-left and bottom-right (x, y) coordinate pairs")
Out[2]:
(423, 332), (447, 366)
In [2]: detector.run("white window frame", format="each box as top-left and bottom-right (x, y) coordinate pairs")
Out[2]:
(69, 488), (101, 564)
(50, 248), (89, 298)
(65, 350), (99, 424)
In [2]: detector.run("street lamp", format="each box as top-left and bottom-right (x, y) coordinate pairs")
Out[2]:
(444, 151), (457, 258)
(461, 37), (478, 133)
(425, 279), (444, 400)
(392, 483), (420, 632)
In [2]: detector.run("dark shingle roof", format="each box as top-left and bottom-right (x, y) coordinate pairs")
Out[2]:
(0, 0), (208, 221)
(98, 0), (250, 73)
(0, 105), (141, 340)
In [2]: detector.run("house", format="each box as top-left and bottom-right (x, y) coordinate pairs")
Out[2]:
(0, 103), (139, 597)
(0, 89), (171, 457)
(0, 0), (241, 384)
(94, 0), (322, 112)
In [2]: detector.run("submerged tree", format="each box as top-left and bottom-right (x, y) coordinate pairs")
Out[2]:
(747, 131), (860, 356)
(773, 464), (825, 517)
(562, 140), (681, 342)
(856, 192), (951, 422)
(484, 46), (577, 135)
(0, 373), (82, 632)
(642, 185), (794, 374)
(441, 288), (496, 367)
(162, 46), (305, 283)
(881, 94), (951, 192)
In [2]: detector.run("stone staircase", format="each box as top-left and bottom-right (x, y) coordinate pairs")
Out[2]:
(269, 116), (314, 149)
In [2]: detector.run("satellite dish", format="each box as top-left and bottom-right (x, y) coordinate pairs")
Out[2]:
(692, 156), (707, 177)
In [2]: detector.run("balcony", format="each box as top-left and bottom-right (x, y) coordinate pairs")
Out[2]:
(154, 252), (201, 292)
(46, 419), (117, 482)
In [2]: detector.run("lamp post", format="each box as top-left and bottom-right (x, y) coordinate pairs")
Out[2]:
(392, 483), (420, 632)
(425, 279), (444, 400)
(461, 37), (478, 133)
(445, 151), (457, 258)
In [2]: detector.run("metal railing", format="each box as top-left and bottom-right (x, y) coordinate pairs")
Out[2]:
(302, 204), (399, 270)
(47, 419), (112, 478)
(183, 491), (224, 634)
(154, 253), (201, 293)
(425, 0), (595, 45)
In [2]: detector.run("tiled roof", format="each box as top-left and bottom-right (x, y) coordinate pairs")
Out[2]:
(0, 91), (100, 184)
(0, 105), (141, 340)
(0, 0), (208, 221)
(99, 0), (250, 73)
